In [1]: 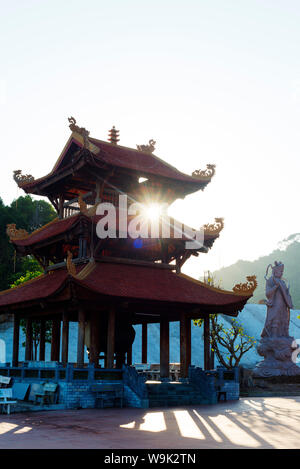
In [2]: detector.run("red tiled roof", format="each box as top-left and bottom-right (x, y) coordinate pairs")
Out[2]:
(11, 211), (219, 251)
(89, 138), (208, 185)
(19, 136), (211, 191)
(0, 269), (68, 307)
(11, 215), (79, 246)
(78, 262), (250, 312)
(0, 261), (250, 314)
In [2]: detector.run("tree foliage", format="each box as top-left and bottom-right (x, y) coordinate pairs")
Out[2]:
(10, 270), (52, 361)
(194, 315), (256, 369)
(0, 195), (56, 291)
(194, 270), (256, 369)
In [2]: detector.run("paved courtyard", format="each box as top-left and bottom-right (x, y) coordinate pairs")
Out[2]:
(0, 397), (300, 449)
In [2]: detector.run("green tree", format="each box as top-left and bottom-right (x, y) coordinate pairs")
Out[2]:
(0, 195), (56, 291)
(194, 270), (256, 369)
(194, 315), (256, 369)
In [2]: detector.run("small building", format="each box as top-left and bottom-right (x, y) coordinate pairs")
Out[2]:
(0, 119), (256, 408)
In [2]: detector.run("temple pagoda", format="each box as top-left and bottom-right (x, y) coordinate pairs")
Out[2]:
(0, 118), (256, 386)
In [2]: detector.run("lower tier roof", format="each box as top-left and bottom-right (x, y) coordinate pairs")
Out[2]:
(0, 260), (253, 317)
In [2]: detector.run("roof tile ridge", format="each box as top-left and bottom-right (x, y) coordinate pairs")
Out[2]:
(177, 272), (252, 297)
(89, 137), (197, 177)
(74, 259), (97, 280)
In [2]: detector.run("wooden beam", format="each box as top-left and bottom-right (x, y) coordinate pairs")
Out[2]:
(51, 318), (61, 361)
(142, 323), (148, 364)
(77, 308), (86, 367)
(61, 312), (69, 366)
(106, 306), (116, 368)
(160, 317), (169, 379)
(25, 318), (33, 361)
(12, 316), (20, 367)
(39, 318), (46, 361)
(204, 315), (210, 371)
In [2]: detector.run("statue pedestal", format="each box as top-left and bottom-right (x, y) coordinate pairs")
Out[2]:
(253, 336), (300, 377)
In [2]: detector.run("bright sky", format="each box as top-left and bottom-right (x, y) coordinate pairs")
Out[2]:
(1, 0), (300, 280)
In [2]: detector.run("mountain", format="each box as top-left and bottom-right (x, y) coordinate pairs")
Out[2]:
(212, 233), (300, 309)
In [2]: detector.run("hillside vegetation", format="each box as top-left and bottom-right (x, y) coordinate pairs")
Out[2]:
(213, 234), (300, 309)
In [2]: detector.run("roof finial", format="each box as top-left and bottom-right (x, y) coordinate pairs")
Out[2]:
(68, 117), (90, 148)
(136, 139), (156, 153)
(108, 126), (120, 145)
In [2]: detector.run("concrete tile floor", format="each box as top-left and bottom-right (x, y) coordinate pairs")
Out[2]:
(1, 397), (300, 449)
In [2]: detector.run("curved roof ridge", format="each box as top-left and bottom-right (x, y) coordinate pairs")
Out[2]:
(177, 272), (253, 297)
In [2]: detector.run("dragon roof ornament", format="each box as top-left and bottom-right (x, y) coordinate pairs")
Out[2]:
(6, 224), (29, 241)
(192, 164), (216, 180)
(203, 217), (224, 236)
(68, 117), (90, 148)
(13, 170), (35, 187)
(233, 275), (258, 295)
(136, 139), (156, 153)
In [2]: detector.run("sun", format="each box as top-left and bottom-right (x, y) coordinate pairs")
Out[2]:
(143, 203), (163, 221)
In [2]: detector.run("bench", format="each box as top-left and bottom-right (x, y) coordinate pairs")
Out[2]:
(90, 384), (123, 408)
(35, 382), (58, 405)
(0, 376), (11, 388)
(0, 389), (17, 415)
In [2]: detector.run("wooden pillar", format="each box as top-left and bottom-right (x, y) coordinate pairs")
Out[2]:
(89, 312), (100, 367)
(12, 315), (20, 367)
(127, 345), (132, 365)
(180, 313), (191, 378)
(204, 315), (210, 370)
(187, 317), (191, 369)
(39, 319), (46, 361)
(160, 318), (170, 379)
(107, 306), (116, 368)
(51, 318), (61, 362)
(61, 313), (69, 366)
(77, 308), (85, 367)
(142, 323), (148, 364)
(25, 318), (33, 361)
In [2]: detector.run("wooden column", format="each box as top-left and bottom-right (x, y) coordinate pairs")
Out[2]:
(107, 306), (116, 369)
(51, 318), (61, 362)
(25, 318), (33, 361)
(39, 319), (46, 361)
(77, 309), (85, 367)
(180, 313), (191, 378)
(142, 323), (148, 364)
(61, 313), (69, 366)
(89, 311), (100, 367)
(127, 345), (132, 365)
(187, 317), (191, 369)
(160, 317), (170, 379)
(12, 315), (20, 367)
(204, 315), (210, 370)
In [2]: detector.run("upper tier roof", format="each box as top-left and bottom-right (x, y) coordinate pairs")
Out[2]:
(13, 122), (216, 198)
